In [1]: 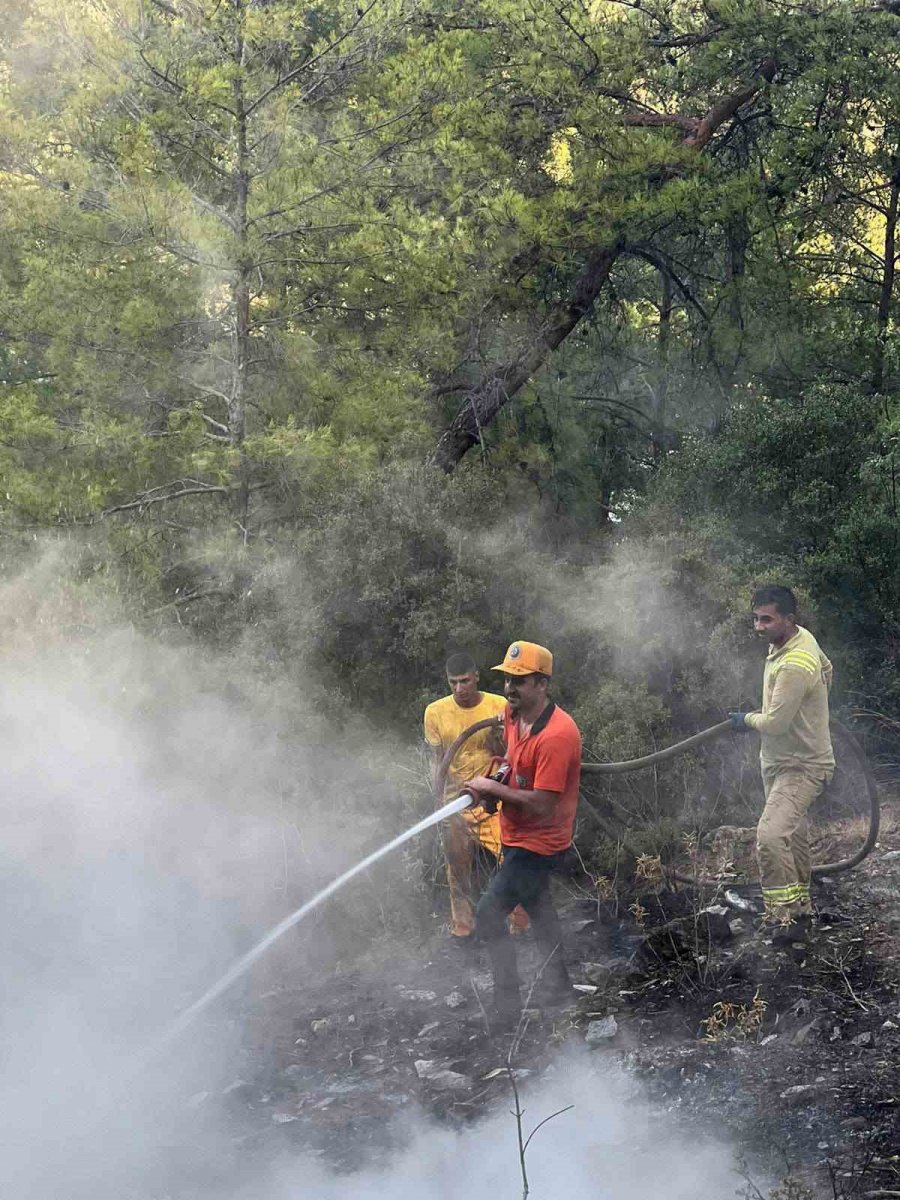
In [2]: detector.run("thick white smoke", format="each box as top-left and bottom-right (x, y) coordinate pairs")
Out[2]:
(244, 1054), (748, 1199)
(0, 554), (756, 1199)
(0, 552), (418, 1197)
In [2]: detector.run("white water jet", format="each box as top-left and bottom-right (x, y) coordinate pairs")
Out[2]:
(152, 795), (470, 1053)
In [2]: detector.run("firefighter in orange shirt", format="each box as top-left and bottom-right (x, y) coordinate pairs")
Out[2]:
(467, 641), (580, 1029)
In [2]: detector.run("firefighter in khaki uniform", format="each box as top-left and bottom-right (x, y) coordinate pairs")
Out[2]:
(424, 653), (528, 941)
(730, 586), (834, 939)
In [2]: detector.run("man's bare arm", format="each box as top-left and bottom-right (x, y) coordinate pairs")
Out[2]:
(430, 746), (445, 797)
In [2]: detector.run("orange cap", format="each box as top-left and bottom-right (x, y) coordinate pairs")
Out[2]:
(492, 641), (553, 677)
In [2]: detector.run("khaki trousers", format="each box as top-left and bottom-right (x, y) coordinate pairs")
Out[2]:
(445, 814), (529, 938)
(757, 764), (831, 922)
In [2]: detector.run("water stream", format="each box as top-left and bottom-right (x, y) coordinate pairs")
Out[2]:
(152, 795), (470, 1054)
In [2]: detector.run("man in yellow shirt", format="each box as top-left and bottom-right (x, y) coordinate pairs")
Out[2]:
(730, 586), (835, 939)
(424, 653), (528, 942)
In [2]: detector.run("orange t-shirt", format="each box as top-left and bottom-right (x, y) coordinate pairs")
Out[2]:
(499, 702), (582, 855)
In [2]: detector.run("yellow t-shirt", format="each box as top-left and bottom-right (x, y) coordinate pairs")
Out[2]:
(423, 691), (507, 799)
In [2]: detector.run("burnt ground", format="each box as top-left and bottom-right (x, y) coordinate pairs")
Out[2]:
(175, 799), (900, 1198)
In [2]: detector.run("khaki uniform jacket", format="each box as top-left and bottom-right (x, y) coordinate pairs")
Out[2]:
(745, 626), (834, 772)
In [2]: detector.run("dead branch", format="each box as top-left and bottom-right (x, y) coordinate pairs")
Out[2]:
(623, 110), (700, 134)
(521, 1104), (575, 1155)
(430, 243), (621, 471)
(687, 59), (778, 150)
(101, 481), (229, 516)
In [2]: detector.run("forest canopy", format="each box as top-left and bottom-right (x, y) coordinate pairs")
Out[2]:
(0, 0), (897, 753)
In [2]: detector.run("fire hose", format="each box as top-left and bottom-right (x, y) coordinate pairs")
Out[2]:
(435, 717), (880, 886)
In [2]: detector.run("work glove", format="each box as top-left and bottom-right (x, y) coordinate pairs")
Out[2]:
(728, 712), (751, 732)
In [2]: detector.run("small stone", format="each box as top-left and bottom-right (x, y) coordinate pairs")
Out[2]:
(779, 1084), (819, 1106)
(583, 962), (613, 985)
(585, 1015), (619, 1046)
(761, 1034), (779, 1046)
(481, 1066), (531, 1081)
(414, 1059), (472, 1091)
(851, 1031), (874, 1048)
(482, 1067), (510, 1081)
(271, 1112), (297, 1125)
(830, 1026), (842, 1042)
(311, 1018), (330, 1035)
(882, 1020), (897, 1030)
(426, 1069), (472, 1093)
(791, 1021), (819, 1047)
(724, 889), (755, 912)
(399, 988), (438, 1002)
(573, 983), (598, 994)
(444, 990), (466, 1009)
(880, 850), (900, 861)
(416, 1021), (440, 1037)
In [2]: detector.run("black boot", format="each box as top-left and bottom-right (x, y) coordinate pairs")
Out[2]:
(772, 918), (809, 947)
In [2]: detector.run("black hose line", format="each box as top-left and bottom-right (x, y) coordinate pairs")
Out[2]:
(580, 720), (734, 774)
(434, 717), (503, 804)
(434, 716), (880, 884)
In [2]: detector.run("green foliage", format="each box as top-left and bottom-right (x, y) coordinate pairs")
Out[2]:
(0, 0), (898, 849)
(653, 384), (900, 713)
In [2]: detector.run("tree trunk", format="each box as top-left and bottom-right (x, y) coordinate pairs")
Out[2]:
(429, 244), (621, 472)
(230, 1), (251, 526)
(429, 58), (779, 473)
(652, 265), (673, 458)
(873, 165), (900, 394)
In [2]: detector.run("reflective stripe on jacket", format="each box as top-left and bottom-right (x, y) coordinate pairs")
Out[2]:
(745, 626), (834, 771)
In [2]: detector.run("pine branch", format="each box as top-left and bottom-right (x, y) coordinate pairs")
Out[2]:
(244, 0), (379, 118)
(101, 481), (229, 516)
(429, 53), (782, 471)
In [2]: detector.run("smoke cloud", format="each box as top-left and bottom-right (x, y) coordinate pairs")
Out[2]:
(249, 1056), (750, 1200)
(0, 549), (423, 1197)
(0, 549), (759, 1198)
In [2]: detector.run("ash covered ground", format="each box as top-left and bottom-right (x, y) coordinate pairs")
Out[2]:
(161, 800), (900, 1199)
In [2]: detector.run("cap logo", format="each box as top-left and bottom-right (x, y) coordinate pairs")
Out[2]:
(509, 645), (520, 659)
